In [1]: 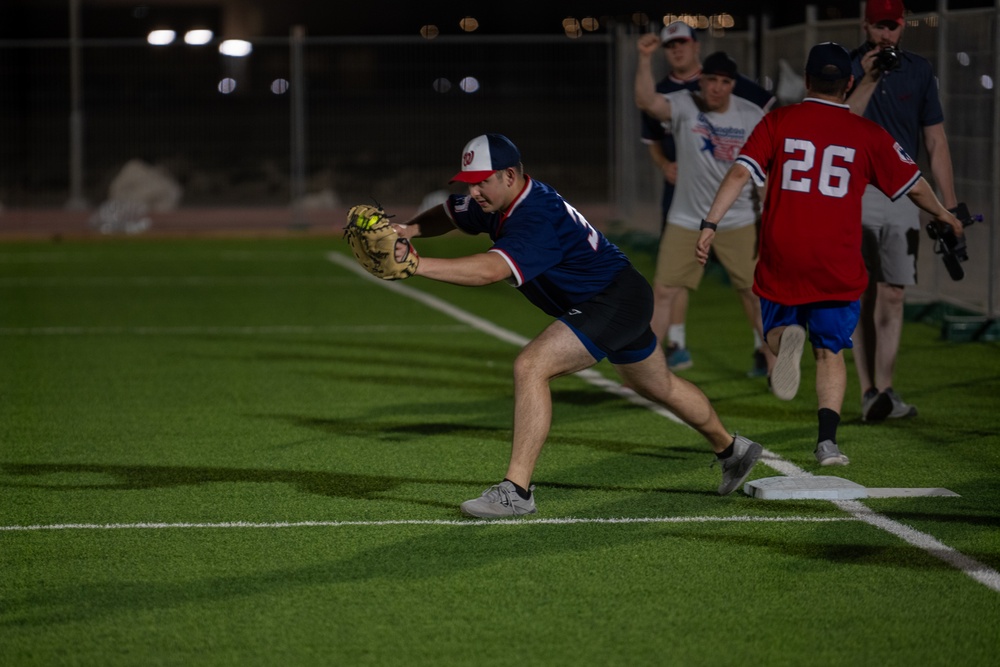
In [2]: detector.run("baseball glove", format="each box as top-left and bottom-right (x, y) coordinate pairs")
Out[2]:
(343, 204), (418, 280)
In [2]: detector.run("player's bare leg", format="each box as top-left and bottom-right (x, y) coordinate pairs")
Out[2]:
(814, 347), (850, 465)
(616, 348), (762, 494)
(815, 348), (846, 413)
(504, 321), (597, 489)
(614, 347), (733, 452)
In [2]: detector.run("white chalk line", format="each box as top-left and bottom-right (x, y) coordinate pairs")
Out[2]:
(0, 250), (324, 263)
(325, 251), (1000, 593)
(0, 324), (471, 336)
(1, 516), (856, 532)
(0, 276), (354, 286)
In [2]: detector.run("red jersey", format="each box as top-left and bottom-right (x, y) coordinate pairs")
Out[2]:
(735, 98), (921, 305)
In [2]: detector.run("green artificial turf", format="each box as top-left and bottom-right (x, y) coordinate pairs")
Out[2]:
(1, 235), (998, 666)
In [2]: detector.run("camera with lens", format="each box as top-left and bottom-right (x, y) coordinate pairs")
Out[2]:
(873, 45), (902, 72)
(926, 203), (981, 281)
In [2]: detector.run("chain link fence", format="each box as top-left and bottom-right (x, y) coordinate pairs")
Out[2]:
(1, 4), (996, 318)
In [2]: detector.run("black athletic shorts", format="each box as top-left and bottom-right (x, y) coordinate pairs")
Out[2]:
(558, 264), (657, 364)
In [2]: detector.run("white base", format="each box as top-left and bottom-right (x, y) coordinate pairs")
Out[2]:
(743, 476), (960, 500)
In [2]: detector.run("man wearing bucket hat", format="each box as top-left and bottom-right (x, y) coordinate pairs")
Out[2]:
(698, 42), (963, 466)
(390, 133), (766, 517)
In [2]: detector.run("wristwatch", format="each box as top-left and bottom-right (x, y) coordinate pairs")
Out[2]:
(700, 219), (718, 231)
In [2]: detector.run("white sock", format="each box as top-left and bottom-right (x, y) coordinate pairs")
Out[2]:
(754, 329), (763, 350)
(668, 324), (686, 349)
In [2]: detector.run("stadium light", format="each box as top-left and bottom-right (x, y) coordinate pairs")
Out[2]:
(219, 39), (252, 57)
(184, 29), (214, 45)
(147, 29), (176, 46)
(459, 77), (480, 93)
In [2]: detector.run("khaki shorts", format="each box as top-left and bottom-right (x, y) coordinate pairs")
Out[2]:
(653, 222), (757, 291)
(860, 186), (919, 286)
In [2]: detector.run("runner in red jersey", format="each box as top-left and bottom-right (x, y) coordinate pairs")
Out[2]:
(697, 42), (963, 467)
(737, 100), (920, 306)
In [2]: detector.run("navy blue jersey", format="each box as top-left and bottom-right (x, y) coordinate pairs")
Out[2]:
(850, 43), (944, 161)
(446, 177), (630, 317)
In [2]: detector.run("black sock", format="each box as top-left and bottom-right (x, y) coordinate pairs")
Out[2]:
(818, 408), (840, 444)
(716, 439), (735, 460)
(503, 478), (531, 499)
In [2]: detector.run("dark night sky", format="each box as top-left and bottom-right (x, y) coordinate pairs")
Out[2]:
(3, 0), (986, 40)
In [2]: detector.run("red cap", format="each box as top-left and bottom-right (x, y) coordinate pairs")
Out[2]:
(866, 0), (905, 26)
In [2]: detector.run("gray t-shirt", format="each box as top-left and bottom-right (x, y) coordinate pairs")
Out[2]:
(664, 90), (764, 230)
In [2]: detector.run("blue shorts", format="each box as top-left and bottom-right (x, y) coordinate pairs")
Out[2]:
(760, 299), (860, 354)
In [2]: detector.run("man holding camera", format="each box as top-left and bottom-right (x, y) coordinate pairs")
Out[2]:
(847, 0), (959, 422)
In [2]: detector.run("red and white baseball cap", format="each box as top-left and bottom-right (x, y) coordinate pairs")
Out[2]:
(449, 134), (522, 184)
(660, 21), (696, 46)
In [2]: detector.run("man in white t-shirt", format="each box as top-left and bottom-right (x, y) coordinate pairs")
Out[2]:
(635, 34), (775, 379)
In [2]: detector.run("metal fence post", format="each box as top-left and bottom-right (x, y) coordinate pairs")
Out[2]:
(66, 0), (87, 210)
(290, 25), (308, 228)
(991, 0), (999, 320)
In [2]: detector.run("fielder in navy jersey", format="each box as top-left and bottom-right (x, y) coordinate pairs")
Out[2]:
(394, 133), (764, 518)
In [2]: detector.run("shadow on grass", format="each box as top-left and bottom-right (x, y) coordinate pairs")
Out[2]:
(265, 413), (698, 460)
(0, 462), (713, 503)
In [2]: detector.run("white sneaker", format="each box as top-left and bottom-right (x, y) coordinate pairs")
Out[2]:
(770, 325), (806, 401)
(885, 388), (918, 419)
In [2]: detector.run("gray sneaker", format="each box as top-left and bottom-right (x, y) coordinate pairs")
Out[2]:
(460, 481), (537, 518)
(717, 435), (763, 495)
(885, 388), (918, 419)
(815, 439), (850, 466)
(861, 388), (893, 422)
(770, 325), (806, 401)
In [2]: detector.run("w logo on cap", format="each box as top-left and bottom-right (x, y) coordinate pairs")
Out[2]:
(449, 134), (522, 184)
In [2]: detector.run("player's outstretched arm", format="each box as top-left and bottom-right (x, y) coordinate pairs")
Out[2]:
(416, 252), (512, 286)
(396, 203), (457, 240)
